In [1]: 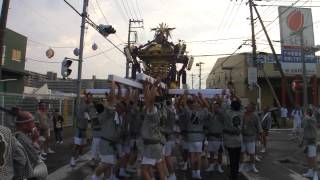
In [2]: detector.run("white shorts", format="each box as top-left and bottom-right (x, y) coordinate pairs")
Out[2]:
(164, 141), (175, 156)
(91, 138), (100, 158)
(188, 142), (203, 153)
(308, 145), (317, 158)
(241, 142), (255, 154)
(74, 137), (86, 145)
(141, 156), (162, 166)
(208, 141), (223, 153)
(100, 154), (116, 165)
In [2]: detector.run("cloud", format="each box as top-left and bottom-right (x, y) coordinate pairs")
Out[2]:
(4, 0), (320, 88)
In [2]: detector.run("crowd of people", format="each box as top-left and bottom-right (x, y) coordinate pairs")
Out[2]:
(0, 79), (319, 180)
(69, 80), (278, 180)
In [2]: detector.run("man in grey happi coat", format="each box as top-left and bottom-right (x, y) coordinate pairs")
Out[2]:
(205, 100), (226, 173)
(140, 80), (166, 180)
(91, 83), (122, 180)
(239, 102), (262, 173)
(70, 93), (94, 167)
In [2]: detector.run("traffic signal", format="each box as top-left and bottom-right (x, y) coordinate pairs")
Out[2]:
(98, 24), (116, 37)
(61, 58), (72, 79)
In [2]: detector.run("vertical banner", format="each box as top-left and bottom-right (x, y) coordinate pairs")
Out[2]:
(278, 6), (316, 75)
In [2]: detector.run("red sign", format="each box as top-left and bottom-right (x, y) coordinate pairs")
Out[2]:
(287, 10), (304, 32)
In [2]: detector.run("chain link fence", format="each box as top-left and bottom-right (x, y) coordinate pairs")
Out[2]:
(0, 92), (76, 129)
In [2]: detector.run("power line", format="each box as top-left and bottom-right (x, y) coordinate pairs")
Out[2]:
(95, 0), (109, 23)
(135, 0), (143, 19)
(129, 0), (139, 20)
(216, 1), (232, 35)
(84, 43), (124, 59)
(93, 1), (126, 44)
(184, 37), (247, 43)
(28, 39), (76, 49)
(254, 0), (303, 38)
(26, 57), (62, 64)
(121, 0), (132, 18)
(63, 0), (125, 54)
(226, 0), (244, 33)
(112, 0), (128, 22)
(255, 0), (310, 40)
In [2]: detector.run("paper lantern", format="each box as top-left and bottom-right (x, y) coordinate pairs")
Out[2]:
(73, 48), (80, 56)
(92, 43), (98, 51)
(46, 48), (54, 58)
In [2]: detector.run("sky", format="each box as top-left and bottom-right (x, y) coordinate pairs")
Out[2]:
(3, 0), (320, 88)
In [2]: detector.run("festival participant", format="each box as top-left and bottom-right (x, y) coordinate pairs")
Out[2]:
(15, 110), (48, 179)
(34, 102), (54, 157)
(0, 123), (31, 180)
(70, 93), (93, 167)
(52, 109), (64, 144)
(291, 106), (303, 138)
(91, 82), (122, 180)
(162, 99), (177, 180)
(302, 108), (318, 179)
(89, 102), (103, 166)
(175, 94), (189, 171)
(177, 91), (208, 179)
(127, 98), (144, 173)
(223, 99), (243, 180)
(140, 80), (166, 180)
(260, 106), (272, 153)
(280, 106), (288, 128)
(205, 99), (225, 173)
(239, 103), (262, 173)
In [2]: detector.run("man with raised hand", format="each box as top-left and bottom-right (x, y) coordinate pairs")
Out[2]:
(91, 82), (122, 180)
(178, 91), (208, 179)
(140, 79), (166, 180)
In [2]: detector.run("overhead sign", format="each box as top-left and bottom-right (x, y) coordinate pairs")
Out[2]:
(278, 6), (316, 75)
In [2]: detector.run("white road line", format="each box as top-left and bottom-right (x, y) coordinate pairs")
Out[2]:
(47, 153), (91, 180)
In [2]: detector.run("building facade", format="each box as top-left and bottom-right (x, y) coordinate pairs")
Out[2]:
(0, 29), (27, 93)
(206, 52), (320, 109)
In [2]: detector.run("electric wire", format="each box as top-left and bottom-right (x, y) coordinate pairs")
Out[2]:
(129, 0), (139, 20)
(95, 0), (109, 23)
(135, 0), (143, 19)
(112, 0), (129, 22)
(121, 0), (133, 19)
(226, 0), (244, 33)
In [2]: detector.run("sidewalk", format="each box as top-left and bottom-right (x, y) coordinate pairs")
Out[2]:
(243, 130), (310, 180)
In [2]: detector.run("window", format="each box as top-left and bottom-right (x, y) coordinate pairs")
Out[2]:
(11, 49), (21, 62)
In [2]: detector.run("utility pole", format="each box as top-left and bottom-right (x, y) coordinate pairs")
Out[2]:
(76, 0), (88, 115)
(196, 62), (204, 89)
(126, 19), (143, 78)
(0, 0), (10, 82)
(191, 73), (194, 89)
(253, 3), (294, 107)
(300, 30), (308, 111)
(249, 0), (257, 67)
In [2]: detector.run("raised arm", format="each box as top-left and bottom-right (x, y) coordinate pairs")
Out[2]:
(197, 92), (209, 108)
